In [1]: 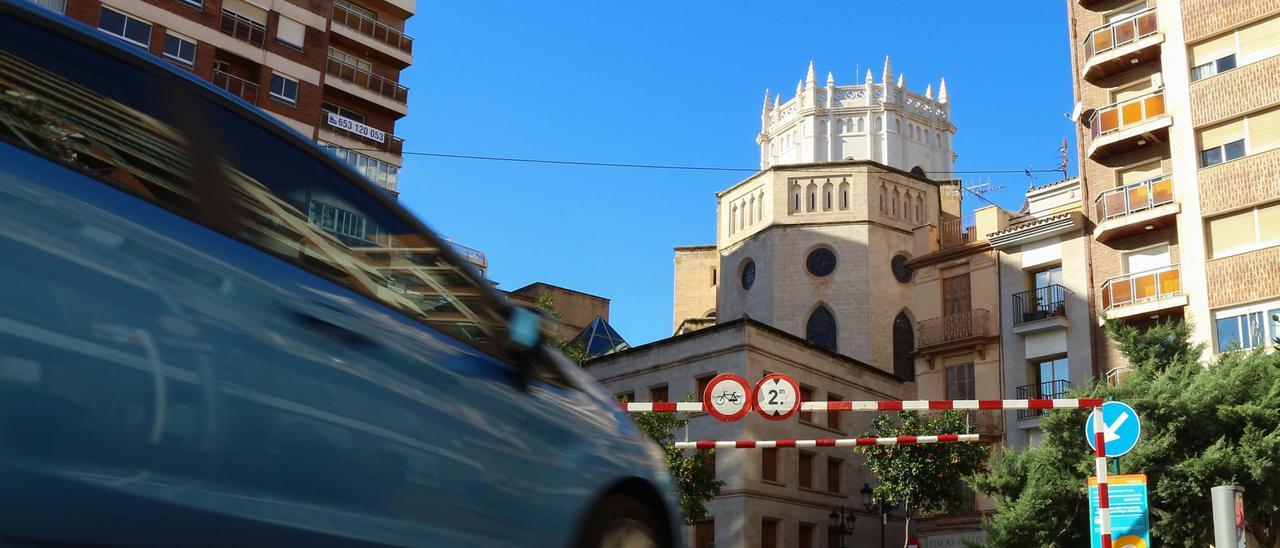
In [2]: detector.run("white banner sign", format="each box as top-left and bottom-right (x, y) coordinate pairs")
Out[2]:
(326, 112), (385, 143)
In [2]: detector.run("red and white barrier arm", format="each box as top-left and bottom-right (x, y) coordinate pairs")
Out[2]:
(1093, 408), (1113, 548)
(619, 399), (1104, 413)
(673, 434), (981, 450)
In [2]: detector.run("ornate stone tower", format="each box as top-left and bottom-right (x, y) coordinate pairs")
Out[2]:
(758, 58), (956, 178)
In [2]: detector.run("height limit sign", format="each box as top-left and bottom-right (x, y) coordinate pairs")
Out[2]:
(754, 373), (801, 421)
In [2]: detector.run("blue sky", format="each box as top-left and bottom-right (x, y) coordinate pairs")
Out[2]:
(394, 1), (1079, 347)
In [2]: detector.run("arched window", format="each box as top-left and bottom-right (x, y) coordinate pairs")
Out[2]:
(839, 181), (850, 210)
(756, 192), (764, 221)
(916, 195), (925, 222)
(729, 205), (737, 235)
(823, 182), (834, 211)
(910, 166), (926, 177)
(857, 117), (864, 132)
(892, 189), (899, 216)
(791, 184), (801, 213)
(748, 195), (756, 224)
(879, 183), (887, 212)
(806, 306), (837, 352)
(807, 183), (818, 212)
(893, 312), (915, 380)
(875, 117), (882, 132)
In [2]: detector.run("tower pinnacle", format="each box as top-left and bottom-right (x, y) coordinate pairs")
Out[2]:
(938, 77), (949, 103)
(882, 55), (893, 85)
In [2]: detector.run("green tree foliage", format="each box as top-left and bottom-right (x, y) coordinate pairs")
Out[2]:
(857, 410), (990, 545)
(530, 289), (589, 364)
(629, 402), (725, 524)
(972, 319), (1280, 547)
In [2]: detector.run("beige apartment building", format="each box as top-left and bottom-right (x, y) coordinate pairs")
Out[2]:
(1067, 0), (1280, 374)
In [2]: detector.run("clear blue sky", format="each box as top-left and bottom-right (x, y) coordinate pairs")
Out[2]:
(394, 1), (1079, 347)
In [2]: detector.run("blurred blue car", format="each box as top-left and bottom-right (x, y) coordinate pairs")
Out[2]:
(0, 2), (678, 546)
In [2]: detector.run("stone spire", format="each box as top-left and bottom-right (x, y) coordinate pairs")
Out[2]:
(881, 55), (893, 85)
(796, 79), (804, 96)
(762, 89), (771, 112)
(774, 94), (781, 109)
(938, 77), (949, 103)
(865, 69), (874, 84)
(806, 60), (816, 88)
(827, 71), (835, 87)
(897, 73), (905, 89)
(925, 84), (933, 100)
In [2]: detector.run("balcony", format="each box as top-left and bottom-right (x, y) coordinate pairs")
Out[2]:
(1100, 264), (1187, 320)
(939, 215), (978, 249)
(1015, 380), (1071, 421)
(1093, 176), (1179, 242)
(219, 10), (266, 49)
(319, 112), (404, 156)
(1086, 90), (1170, 160)
(324, 57), (409, 113)
(331, 2), (413, 62)
(1081, 7), (1162, 82)
(1011, 285), (1068, 334)
(918, 309), (993, 350)
(446, 238), (488, 276)
(211, 70), (259, 104)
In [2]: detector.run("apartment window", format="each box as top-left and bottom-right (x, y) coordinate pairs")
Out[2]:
(693, 520), (714, 548)
(1189, 14), (1280, 81)
(1116, 160), (1163, 187)
(826, 457), (842, 493)
(1207, 202), (1280, 258)
(710, 267), (717, 286)
(762, 447), (779, 482)
(649, 384), (668, 403)
(321, 101), (366, 124)
(1123, 244), (1171, 274)
(1215, 300), (1280, 353)
(163, 33), (197, 67)
(180, 0), (203, 7)
(800, 523), (816, 548)
(212, 60), (230, 74)
(827, 394), (842, 431)
(798, 452), (814, 488)
(318, 141), (399, 190)
(615, 391), (634, 403)
(336, 0), (378, 21)
(943, 273), (972, 316)
(269, 73), (299, 105)
(28, 0), (67, 14)
(799, 385), (815, 423)
(276, 15), (306, 50)
(308, 200), (374, 241)
(1034, 357), (1070, 395)
(98, 7), (152, 48)
(946, 362), (975, 400)
(762, 519), (779, 548)
(1200, 107), (1280, 167)
(329, 47), (372, 72)
(695, 373), (716, 401)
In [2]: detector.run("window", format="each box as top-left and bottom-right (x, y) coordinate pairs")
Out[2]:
(223, 0), (267, 24)
(710, 267), (717, 286)
(321, 101), (366, 124)
(695, 373), (716, 401)
(1208, 202), (1280, 258)
(799, 452), (814, 488)
(806, 306), (837, 352)
(943, 273), (971, 315)
(827, 394), (842, 430)
(946, 362), (976, 400)
(276, 15), (306, 50)
(318, 141), (399, 191)
(1034, 357), (1070, 397)
(213, 60), (230, 74)
(1190, 14), (1280, 81)
(1198, 107), (1280, 167)
(615, 391), (634, 403)
(649, 384), (668, 403)
(336, 0), (378, 21)
(329, 47), (372, 73)
(98, 7), (152, 48)
(269, 73), (298, 105)
(797, 385), (815, 423)
(762, 519), (779, 548)
(163, 33), (197, 67)
(762, 447), (778, 482)
(826, 457), (842, 493)
(893, 311), (915, 379)
(180, 0), (203, 7)
(1215, 300), (1280, 353)
(308, 200), (375, 241)
(1117, 160), (1162, 186)
(1123, 244), (1170, 274)
(693, 521), (714, 548)
(806, 247), (837, 277)
(800, 523), (816, 548)
(741, 260), (756, 290)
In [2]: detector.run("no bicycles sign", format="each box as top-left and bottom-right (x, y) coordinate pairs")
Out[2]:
(702, 373), (752, 422)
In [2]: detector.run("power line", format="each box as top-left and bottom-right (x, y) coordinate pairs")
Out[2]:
(348, 148), (1068, 176)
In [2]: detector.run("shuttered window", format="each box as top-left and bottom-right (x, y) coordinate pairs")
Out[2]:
(1118, 160), (1162, 185)
(1190, 33), (1235, 67)
(276, 15), (305, 49)
(1248, 108), (1280, 155)
(1208, 202), (1280, 258)
(1237, 15), (1280, 64)
(222, 0), (267, 24)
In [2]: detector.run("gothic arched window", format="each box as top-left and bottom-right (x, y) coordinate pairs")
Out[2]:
(910, 166), (926, 177)
(806, 306), (838, 352)
(893, 312), (915, 380)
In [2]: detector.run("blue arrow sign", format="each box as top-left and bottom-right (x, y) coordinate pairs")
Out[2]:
(1085, 401), (1141, 458)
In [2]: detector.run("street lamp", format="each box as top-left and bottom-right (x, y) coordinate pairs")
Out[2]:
(828, 507), (856, 548)
(861, 482), (898, 548)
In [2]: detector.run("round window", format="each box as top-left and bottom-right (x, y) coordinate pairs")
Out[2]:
(806, 248), (837, 277)
(891, 254), (914, 283)
(741, 260), (756, 290)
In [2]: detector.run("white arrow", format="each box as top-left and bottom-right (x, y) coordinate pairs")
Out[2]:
(1102, 413), (1128, 443)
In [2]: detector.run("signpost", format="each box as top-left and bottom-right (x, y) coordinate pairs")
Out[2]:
(1085, 401), (1141, 457)
(702, 373), (752, 422)
(754, 373), (801, 421)
(1089, 474), (1150, 548)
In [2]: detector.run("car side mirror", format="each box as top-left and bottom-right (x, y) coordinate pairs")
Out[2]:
(507, 307), (545, 355)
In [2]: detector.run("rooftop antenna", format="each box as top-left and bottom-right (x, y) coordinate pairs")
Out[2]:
(1058, 138), (1070, 181)
(964, 176), (1003, 196)
(1024, 165), (1038, 188)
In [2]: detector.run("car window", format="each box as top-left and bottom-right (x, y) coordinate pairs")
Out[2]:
(0, 12), (515, 362)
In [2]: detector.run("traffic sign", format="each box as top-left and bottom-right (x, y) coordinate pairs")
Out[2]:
(703, 373), (752, 422)
(1085, 401), (1141, 457)
(1089, 474), (1150, 548)
(754, 374), (801, 421)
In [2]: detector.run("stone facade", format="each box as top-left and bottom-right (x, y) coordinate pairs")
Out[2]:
(508, 282), (611, 343)
(672, 246), (720, 334)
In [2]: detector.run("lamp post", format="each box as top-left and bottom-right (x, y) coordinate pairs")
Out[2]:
(828, 506), (856, 548)
(861, 482), (898, 548)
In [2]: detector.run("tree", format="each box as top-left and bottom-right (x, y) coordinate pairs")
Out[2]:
(856, 410), (990, 546)
(531, 289), (589, 364)
(972, 319), (1280, 547)
(629, 402), (725, 524)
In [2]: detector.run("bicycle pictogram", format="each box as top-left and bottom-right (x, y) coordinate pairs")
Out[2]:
(714, 391), (743, 405)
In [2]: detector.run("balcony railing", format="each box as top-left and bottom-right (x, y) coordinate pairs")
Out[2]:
(918, 309), (991, 348)
(332, 2), (413, 53)
(219, 10), (266, 48)
(445, 238), (488, 273)
(1101, 264), (1181, 311)
(940, 215), (977, 249)
(320, 112), (404, 155)
(1084, 7), (1159, 59)
(1012, 285), (1067, 325)
(211, 69), (259, 104)
(1089, 90), (1166, 140)
(1015, 380), (1071, 420)
(325, 57), (409, 103)
(1095, 175), (1174, 221)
